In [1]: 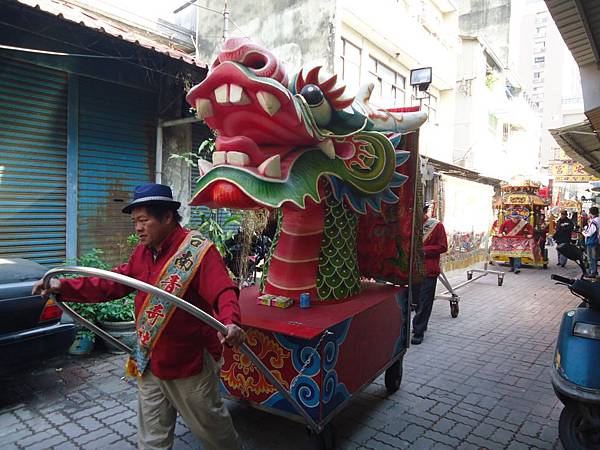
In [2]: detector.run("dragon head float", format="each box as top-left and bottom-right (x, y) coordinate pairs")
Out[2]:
(186, 38), (427, 301)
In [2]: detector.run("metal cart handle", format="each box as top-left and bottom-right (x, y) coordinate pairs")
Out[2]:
(42, 266), (320, 432)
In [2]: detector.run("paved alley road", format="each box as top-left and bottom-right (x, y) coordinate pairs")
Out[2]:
(0, 260), (579, 449)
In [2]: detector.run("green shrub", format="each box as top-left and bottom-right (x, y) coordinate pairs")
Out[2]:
(64, 248), (135, 341)
(96, 293), (135, 322)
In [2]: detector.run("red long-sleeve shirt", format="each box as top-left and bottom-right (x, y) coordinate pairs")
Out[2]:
(424, 221), (448, 277)
(60, 224), (240, 380)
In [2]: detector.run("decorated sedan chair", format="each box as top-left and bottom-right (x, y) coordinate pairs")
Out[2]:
(185, 37), (427, 433)
(490, 181), (549, 269)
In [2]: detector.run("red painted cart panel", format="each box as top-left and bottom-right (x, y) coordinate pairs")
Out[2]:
(220, 283), (408, 423)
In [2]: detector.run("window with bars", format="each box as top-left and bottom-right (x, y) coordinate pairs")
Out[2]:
(424, 93), (437, 124)
(534, 41), (546, 54)
(367, 57), (406, 107)
(339, 38), (361, 94)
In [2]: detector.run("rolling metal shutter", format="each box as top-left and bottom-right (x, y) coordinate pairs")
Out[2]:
(0, 58), (68, 266)
(78, 77), (156, 264)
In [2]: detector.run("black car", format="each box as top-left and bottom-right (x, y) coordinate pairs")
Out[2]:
(0, 258), (76, 373)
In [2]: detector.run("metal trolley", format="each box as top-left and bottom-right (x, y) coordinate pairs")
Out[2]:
(435, 263), (504, 318)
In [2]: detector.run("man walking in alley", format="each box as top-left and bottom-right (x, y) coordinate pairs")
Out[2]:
(33, 183), (244, 450)
(499, 212), (533, 274)
(553, 210), (574, 267)
(583, 206), (600, 278)
(412, 204), (448, 345)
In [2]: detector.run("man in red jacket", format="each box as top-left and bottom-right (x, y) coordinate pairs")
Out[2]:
(33, 183), (244, 450)
(499, 211), (533, 274)
(412, 204), (448, 345)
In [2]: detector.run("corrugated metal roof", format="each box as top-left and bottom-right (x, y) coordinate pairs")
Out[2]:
(546, 0), (600, 66)
(16, 0), (204, 68)
(587, 105), (600, 133)
(550, 121), (600, 177)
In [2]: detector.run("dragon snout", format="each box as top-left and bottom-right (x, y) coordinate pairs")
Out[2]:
(212, 37), (288, 86)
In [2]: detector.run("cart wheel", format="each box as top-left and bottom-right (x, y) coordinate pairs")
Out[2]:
(467, 272), (473, 280)
(385, 359), (403, 393)
(498, 277), (503, 286)
(450, 301), (459, 318)
(308, 424), (336, 450)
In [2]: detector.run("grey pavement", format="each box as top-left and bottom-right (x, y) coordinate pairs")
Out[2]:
(0, 255), (579, 449)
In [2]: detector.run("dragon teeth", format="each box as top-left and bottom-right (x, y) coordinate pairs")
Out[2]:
(212, 151), (227, 165)
(257, 154), (281, 178)
(318, 139), (336, 159)
(256, 91), (281, 116)
(226, 151), (250, 167)
(198, 159), (213, 176)
(195, 99), (213, 120)
(229, 84), (250, 105)
(214, 84), (229, 104)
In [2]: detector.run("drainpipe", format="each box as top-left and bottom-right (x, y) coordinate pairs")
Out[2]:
(156, 124), (163, 183)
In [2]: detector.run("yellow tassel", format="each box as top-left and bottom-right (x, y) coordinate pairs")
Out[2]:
(125, 357), (142, 377)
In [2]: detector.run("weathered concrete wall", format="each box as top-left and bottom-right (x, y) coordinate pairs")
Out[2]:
(191, 0), (337, 73)
(162, 124), (192, 225)
(458, 0), (511, 66)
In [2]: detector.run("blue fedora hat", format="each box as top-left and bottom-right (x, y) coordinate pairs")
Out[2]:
(122, 183), (181, 214)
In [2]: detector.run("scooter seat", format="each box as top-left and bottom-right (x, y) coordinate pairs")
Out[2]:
(571, 279), (600, 308)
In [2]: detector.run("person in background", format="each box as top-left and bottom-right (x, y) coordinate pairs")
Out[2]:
(33, 183), (244, 450)
(499, 212), (534, 274)
(534, 213), (548, 260)
(411, 204), (448, 345)
(582, 206), (600, 278)
(553, 210), (574, 267)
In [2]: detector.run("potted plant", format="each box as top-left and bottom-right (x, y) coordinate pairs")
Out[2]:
(66, 303), (97, 355)
(64, 248), (110, 355)
(96, 293), (136, 354)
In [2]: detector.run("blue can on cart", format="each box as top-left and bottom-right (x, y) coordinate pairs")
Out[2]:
(299, 292), (311, 309)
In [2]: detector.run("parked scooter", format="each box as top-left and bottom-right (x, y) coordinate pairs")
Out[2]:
(551, 243), (600, 449)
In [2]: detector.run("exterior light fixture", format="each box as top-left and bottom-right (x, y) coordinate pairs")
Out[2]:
(410, 67), (432, 92)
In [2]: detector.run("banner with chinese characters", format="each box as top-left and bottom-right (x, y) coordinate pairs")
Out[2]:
(551, 160), (599, 182)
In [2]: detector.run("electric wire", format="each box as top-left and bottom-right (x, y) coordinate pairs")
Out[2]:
(0, 44), (137, 59)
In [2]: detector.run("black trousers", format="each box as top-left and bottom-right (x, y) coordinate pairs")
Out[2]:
(412, 276), (438, 337)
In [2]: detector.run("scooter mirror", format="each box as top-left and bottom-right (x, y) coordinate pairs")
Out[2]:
(557, 243), (582, 261)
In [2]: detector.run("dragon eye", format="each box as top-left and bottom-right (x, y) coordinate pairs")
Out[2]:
(300, 84), (331, 126)
(300, 84), (324, 106)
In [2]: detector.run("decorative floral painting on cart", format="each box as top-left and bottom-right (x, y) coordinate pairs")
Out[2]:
(357, 121), (424, 286)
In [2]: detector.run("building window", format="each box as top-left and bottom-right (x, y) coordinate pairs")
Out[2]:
(425, 93), (437, 124)
(488, 113), (498, 135)
(340, 39), (361, 93)
(535, 12), (548, 25)
(502, 123), (510, 143)
(534, 41), (546, 54)
(535, 26), (546, 36)
(367, 57), (406, 107)
(534, 56), (545, 64)
(533, 71), (543, 79)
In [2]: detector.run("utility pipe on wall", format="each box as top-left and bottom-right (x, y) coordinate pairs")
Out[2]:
(155, 124), (163, 183)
